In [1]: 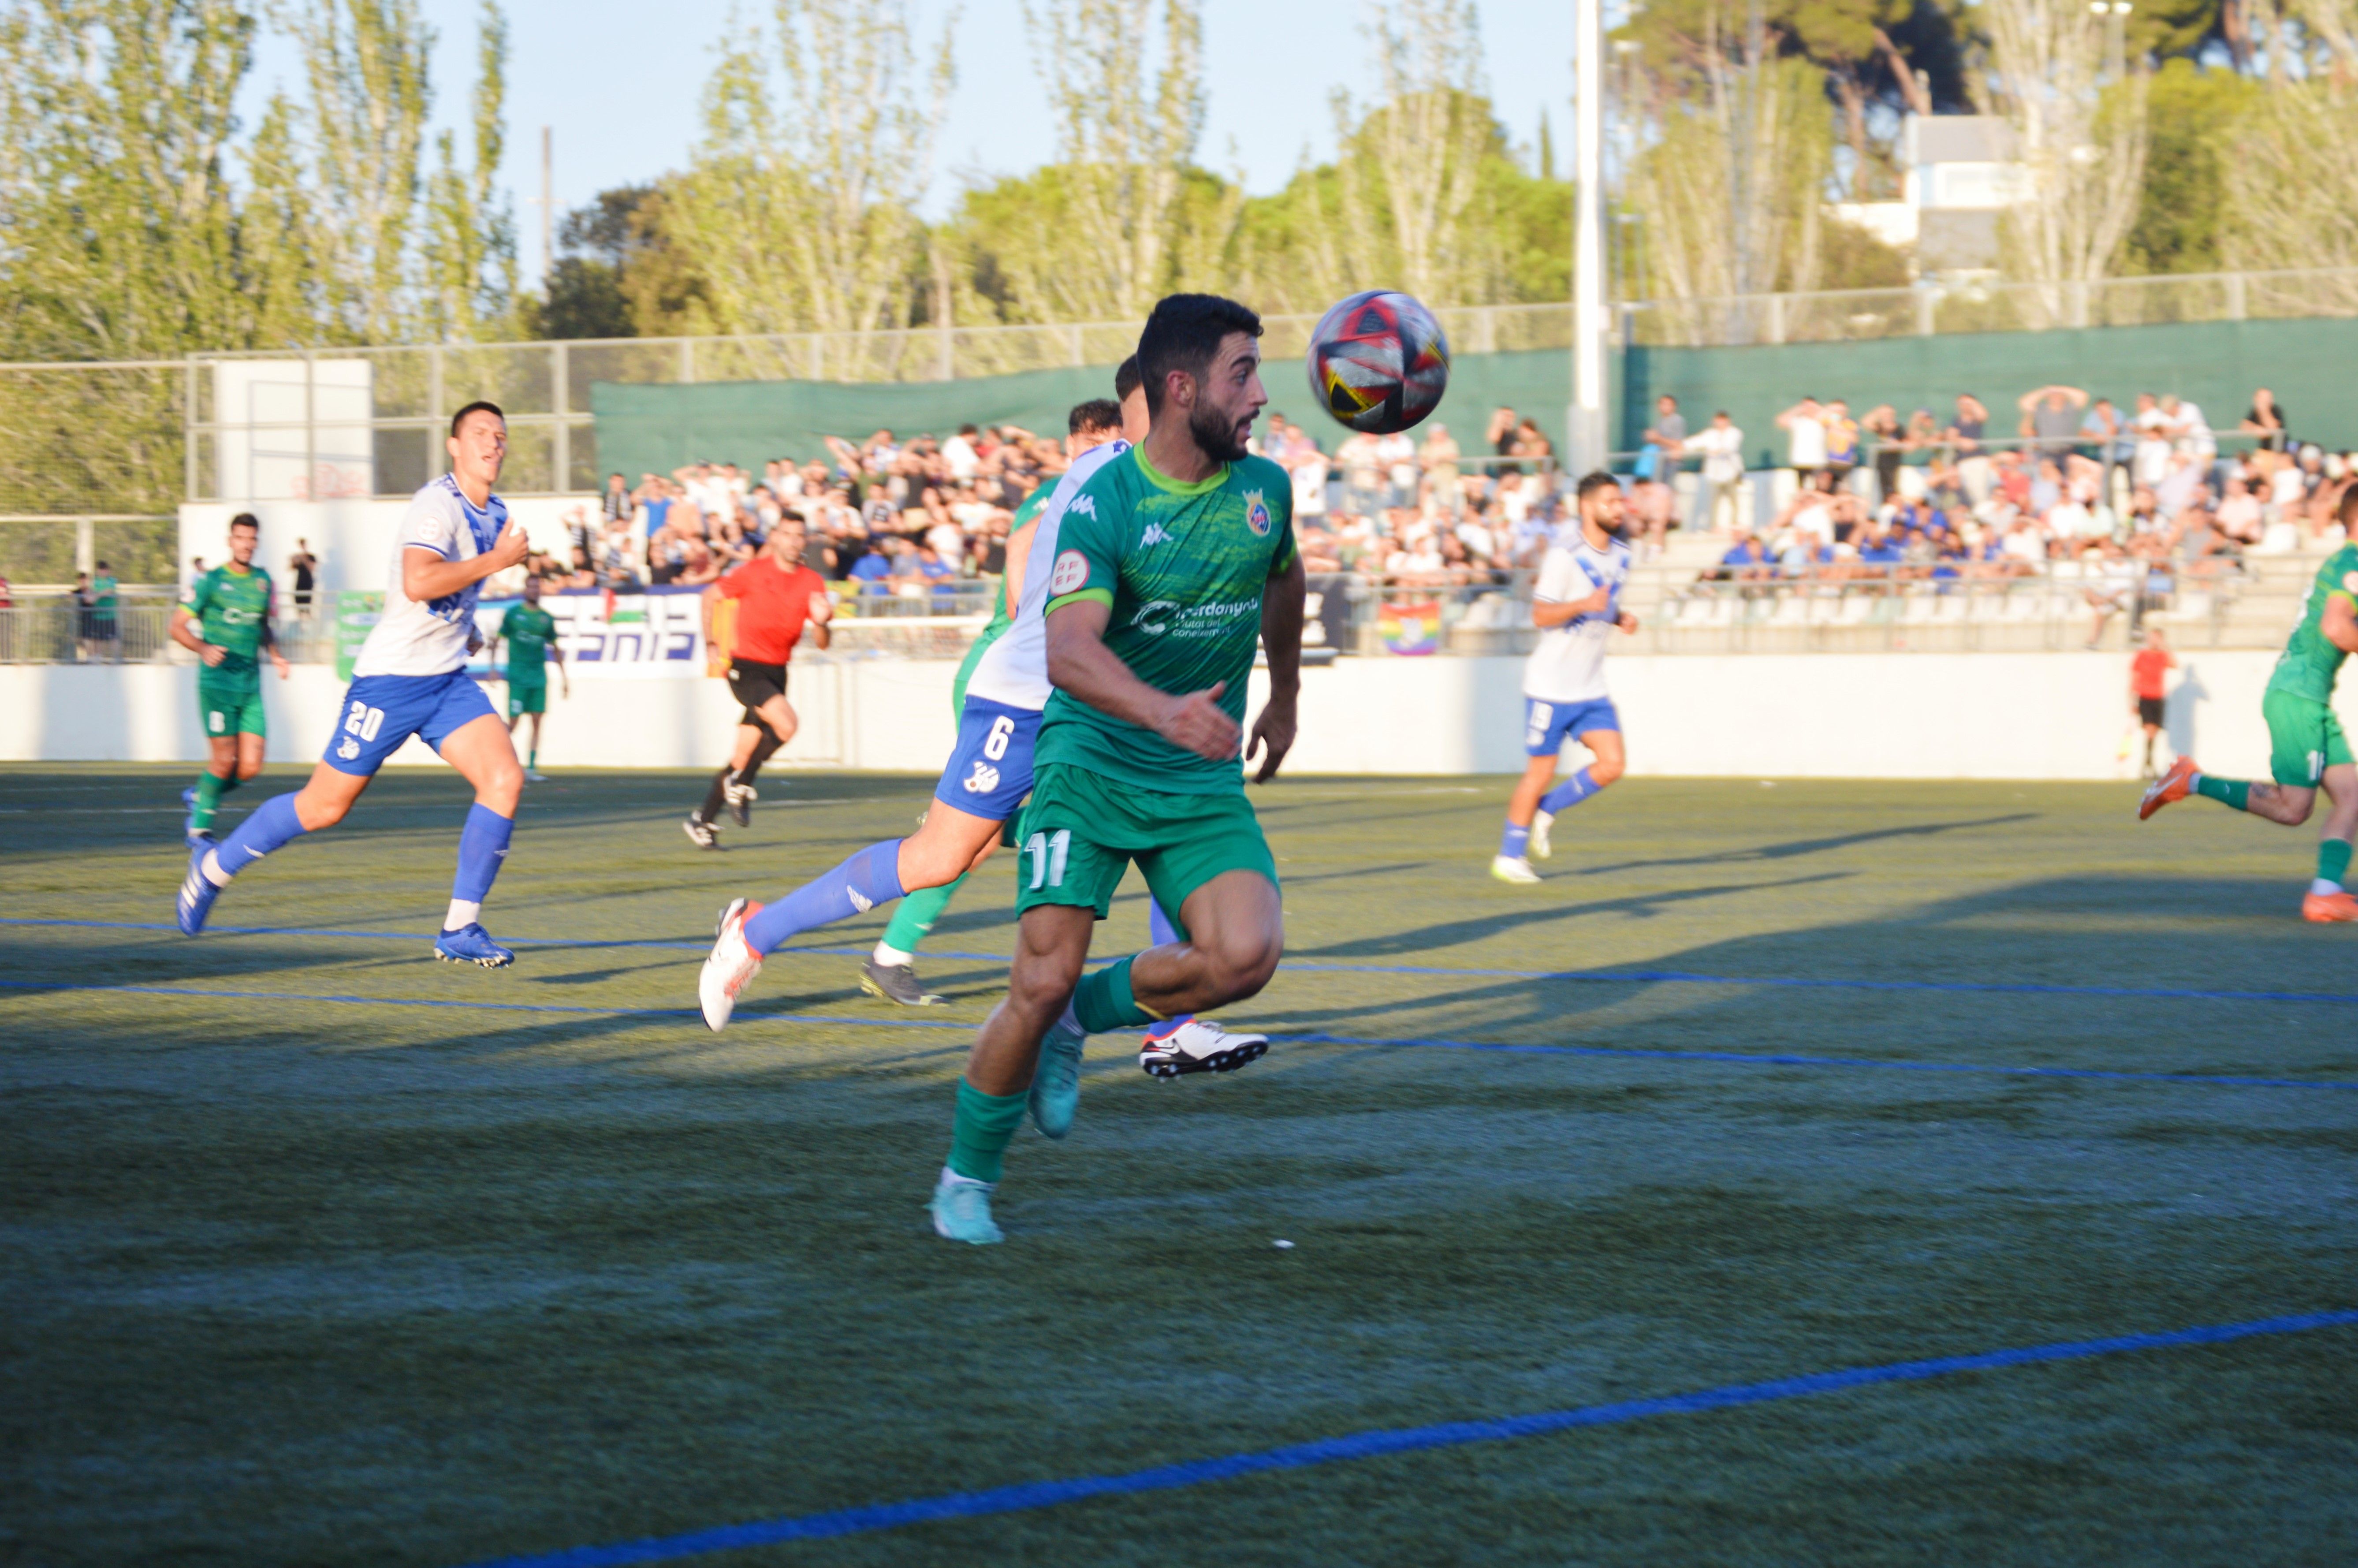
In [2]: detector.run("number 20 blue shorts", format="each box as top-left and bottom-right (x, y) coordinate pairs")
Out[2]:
(932, 695), (1041, 820)
(323, 670), (499, 776)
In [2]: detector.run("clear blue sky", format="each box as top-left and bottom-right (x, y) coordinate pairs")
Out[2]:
(242, 0), (1577, 273)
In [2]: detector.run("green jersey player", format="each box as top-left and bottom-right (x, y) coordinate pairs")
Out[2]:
(171, 513), (291, 842)
(492, 575), (567, 781)
(2142, 487), (2358, 920)
(928, 293), (1306, 1244)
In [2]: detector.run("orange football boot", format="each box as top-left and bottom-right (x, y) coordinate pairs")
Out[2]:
(2139, 756), (2198, 821)
(2302, 890), (2358, 923)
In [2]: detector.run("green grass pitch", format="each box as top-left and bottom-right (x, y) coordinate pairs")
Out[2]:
(2, 764), (2354, 1565)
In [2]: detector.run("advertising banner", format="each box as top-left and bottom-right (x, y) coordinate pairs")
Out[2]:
(334, 591), (381, 681)
(468, 585), (706, 680)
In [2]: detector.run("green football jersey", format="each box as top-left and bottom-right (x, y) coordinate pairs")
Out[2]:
(951, 483), (1049, 711)
(1036, 446), (1296, 794)
(186, 564), (274, 671)
(2267, 543), (2358, 703)
(502, 602), (559, 675)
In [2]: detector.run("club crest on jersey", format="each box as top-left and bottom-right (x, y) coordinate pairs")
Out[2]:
(1050, 549), (1090, 596)
(2343, 570), (2358, 594)
(1243, 488), (1272, 536)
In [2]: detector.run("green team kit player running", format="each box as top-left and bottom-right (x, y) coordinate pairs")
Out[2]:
(2142, 486), (2358, 921)
(928, 292), (1307, 1244)
(172, 513), (292, 842)
(491, 575), (568, 781)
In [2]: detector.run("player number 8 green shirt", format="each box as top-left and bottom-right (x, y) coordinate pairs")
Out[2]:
(187, 564), (275, 737)
(2262, 541), (2358, 785)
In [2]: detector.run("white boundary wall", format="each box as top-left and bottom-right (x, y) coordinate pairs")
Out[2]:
(0, 649), (2317, 782)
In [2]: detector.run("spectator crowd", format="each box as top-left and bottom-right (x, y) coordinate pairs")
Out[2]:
(1625, 384), (2358, 602)
(508, 403), (1573, 607)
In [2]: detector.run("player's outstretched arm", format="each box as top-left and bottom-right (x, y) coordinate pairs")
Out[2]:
(1248, 552), (1306, 784)
(1045, 598), (1240, 762)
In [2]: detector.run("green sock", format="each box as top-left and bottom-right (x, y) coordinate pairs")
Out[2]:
(190, 770), (236, 831)
(882, 873), (966, 954)
(2193, 775), (2251, 812)
(1072, 955), (1157, 1034)
(528, 748), (538, 770)
(2320, 838), (2353, 889)
(948, 1078), (1029, 1184)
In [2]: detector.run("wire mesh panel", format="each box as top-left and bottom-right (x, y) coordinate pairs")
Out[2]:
(0, 364), (186, 516)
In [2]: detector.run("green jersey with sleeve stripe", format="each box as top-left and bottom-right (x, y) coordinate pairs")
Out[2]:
(186, 564), (274, 672)
(502, 602), (559, 675)
(950, 483), (1047, 711)
(1036, 446), (1296, 794)
(2267, 543), (2358, 703)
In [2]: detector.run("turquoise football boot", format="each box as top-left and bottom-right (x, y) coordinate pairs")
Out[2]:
(928, 1172), (1004, 1245)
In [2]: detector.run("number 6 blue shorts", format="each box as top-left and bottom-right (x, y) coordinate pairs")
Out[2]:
(932, 695), (1042, 821)
(323, 670), (500, 776)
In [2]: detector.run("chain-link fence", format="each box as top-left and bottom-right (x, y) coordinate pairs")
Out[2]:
(11, 266), (2358, 517)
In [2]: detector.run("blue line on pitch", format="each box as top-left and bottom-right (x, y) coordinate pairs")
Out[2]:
(9, 916), (2358, 1009)
(6, 978), (2354, 1092)
(458, 1307), (2358, 1567)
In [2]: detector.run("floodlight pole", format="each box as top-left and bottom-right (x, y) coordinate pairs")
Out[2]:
(1569, 0), (1609, 476)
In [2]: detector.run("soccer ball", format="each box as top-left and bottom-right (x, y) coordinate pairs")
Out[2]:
(1305, 290), (1451, 435)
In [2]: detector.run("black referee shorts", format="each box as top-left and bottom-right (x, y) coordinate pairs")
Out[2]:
(727, 660), (788, 728)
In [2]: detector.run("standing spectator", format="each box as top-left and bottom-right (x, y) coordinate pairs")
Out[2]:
(1948, 393), (1991, 503)
(1637, 394), (1686, 483)
(601, 472), (633, 523)
(940, 423), (980, 481)
(2084, 397), (2129, 506)
(1337, 430), (1384, 515)
(2161, 394), (2216, 466)
(89, 559), (119, 660)
(2018, 384), (2089, 460)
(287, 537), (319, 619)
(1777, 395), (1828, 483)
(1822, 398), (1861, 487)
(2131, 393), (2174, 490)
(1863, 404), (1903, 502)
(1378, 427), (1419, 507)
(1289, 436), (1330, 524)
(1419, 422), (1463, 510)
(2240, 388), (2290, 453)
(1690, 410), (1746, 531)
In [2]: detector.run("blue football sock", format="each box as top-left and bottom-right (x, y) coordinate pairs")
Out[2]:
(745, 839), (906, 956)
(453, 803), (515, 904)
(1499, 821), (1531, 859)
(1539, 767), (1603, 816)
(208, 792), (307, 882)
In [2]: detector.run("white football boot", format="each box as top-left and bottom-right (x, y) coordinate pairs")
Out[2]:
(1138, 1017), (1270, 1079)
(699, 897), (764, 1031)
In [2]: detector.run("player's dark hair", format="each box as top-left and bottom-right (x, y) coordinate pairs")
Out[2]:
(1114, 355), (1142, 402)
(1136, 294), (1262, 415)
(450, 399), (505, 436)
(1576, 470), (1621, 503)
(228, 512), (259, 533)
(1069, 398), (1122, 436)
(2338, 481), (2358, 531)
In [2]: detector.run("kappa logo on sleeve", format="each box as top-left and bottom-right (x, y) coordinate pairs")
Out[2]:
(1050, 549), (1090, 595)
(1069, 494), (1097, 518)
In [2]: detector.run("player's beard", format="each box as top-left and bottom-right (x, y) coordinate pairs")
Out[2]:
(1190, 399), (1253, 463)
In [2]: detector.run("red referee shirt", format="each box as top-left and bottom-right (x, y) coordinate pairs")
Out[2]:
(719, 556), (828, 663)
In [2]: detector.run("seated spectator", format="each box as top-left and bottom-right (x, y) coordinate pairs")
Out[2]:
(1719, 530), (1773, 581)
(1297, 520), (1345, 574)
(849, 540), (896, 595)
(914, 542), (959, 599)
(2216, 475), (2265, 545)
